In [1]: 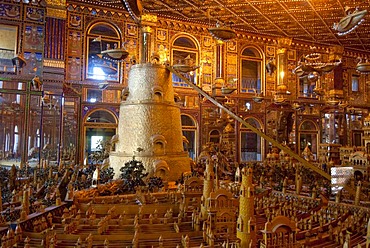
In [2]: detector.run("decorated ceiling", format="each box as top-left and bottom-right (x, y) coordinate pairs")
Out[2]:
(75, 0), (370, 53)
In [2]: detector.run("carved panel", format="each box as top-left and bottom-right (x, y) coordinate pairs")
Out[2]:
(68, 13), (82, 29)
(24, 6), (45, 23)
(66, 57), (81, 81)
(156, 28), (168, 42)
(24, 25), (44, 51)
(67, 31), (82, 57)
(0, 3), (21, 20)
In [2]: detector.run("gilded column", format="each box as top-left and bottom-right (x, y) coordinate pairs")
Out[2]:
(276, 37), (292, 86)
(45, 0), (66, 19)
(274, 38), (292, 103)
(212, 40), (225, 97)
(140, 14), (157, 64)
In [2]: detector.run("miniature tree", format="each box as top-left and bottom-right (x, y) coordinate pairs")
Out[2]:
(147, 177), (164, 192)
(89, 139), (112, 165)
(119, 156), (148, 193)
(100, 167), (115, 184)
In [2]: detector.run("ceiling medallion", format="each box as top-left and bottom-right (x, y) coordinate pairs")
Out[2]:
(333, 6), (367, 36)
(208, 23), (237, 42)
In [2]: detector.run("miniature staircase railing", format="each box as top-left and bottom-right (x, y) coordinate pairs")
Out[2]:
(167, 65), (331, 179)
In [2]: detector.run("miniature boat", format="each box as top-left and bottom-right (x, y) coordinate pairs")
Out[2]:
(333, 7), (367, 35)
(252, 95), (264, 103)
(172, 64), (199, 73)
(208, 25), (237, 41)
(100, 48), (129, 62)
(356, 59), (370, 73)
(326, 99), (340, 106)
(221, 87), (236, 94)
(5, 7), (20, 18)
(100, 63), (117, 75)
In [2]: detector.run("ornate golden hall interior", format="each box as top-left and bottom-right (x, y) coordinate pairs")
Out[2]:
(1, 0), (370, 247)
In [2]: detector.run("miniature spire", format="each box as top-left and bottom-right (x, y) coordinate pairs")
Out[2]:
(355, 181), (361, 206)
(237, 167), (256, 247)
(282, 177), (287, 194)
(55, 188), (62, 206)
(22, 187), (30, 216)
(201, 152), (215, 220)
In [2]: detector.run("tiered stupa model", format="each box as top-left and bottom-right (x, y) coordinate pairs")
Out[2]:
(109, 62), (191, 181)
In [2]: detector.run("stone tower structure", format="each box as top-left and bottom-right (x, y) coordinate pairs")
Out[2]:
(109, 63), (191, 181)
(237, 167), (256, 247)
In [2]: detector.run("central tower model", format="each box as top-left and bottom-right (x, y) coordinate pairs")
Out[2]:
(109, 62), (191, 181)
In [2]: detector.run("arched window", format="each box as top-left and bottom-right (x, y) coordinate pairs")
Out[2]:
(240, 118), (263, 161)
(299, 120), (318, 159)
(171, 36), (199, 87)
(86, 110), (117, 123)
(86, 22), (121, 81)
(36, 128), (40, 147)
(181, 114), (197, 160)
(13, 125), (19, 154)
(209, 129), (221, 144)
(240, 47), (263, 93)
(84, 109), (117, 164)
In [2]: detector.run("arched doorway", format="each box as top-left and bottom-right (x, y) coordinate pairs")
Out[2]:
(181, 114), (197, 160)
(240, 117), (263, 161)
(83, 109), (117, 165)
(240, 46), (264, 93)
(171, 35), (199, 87)
(299, 120), (318, 160)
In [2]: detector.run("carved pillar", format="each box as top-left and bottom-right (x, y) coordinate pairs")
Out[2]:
(140, 14), (157, 64)
(212, 40), (225, 97)
(276, 37), (292, 86)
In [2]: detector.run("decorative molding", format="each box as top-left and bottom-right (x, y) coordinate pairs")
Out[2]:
(43, 59), (65, 68)
(141, 14), (157, 23)
(46, 0), (66, 7)
(46, 7), (67, 19)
